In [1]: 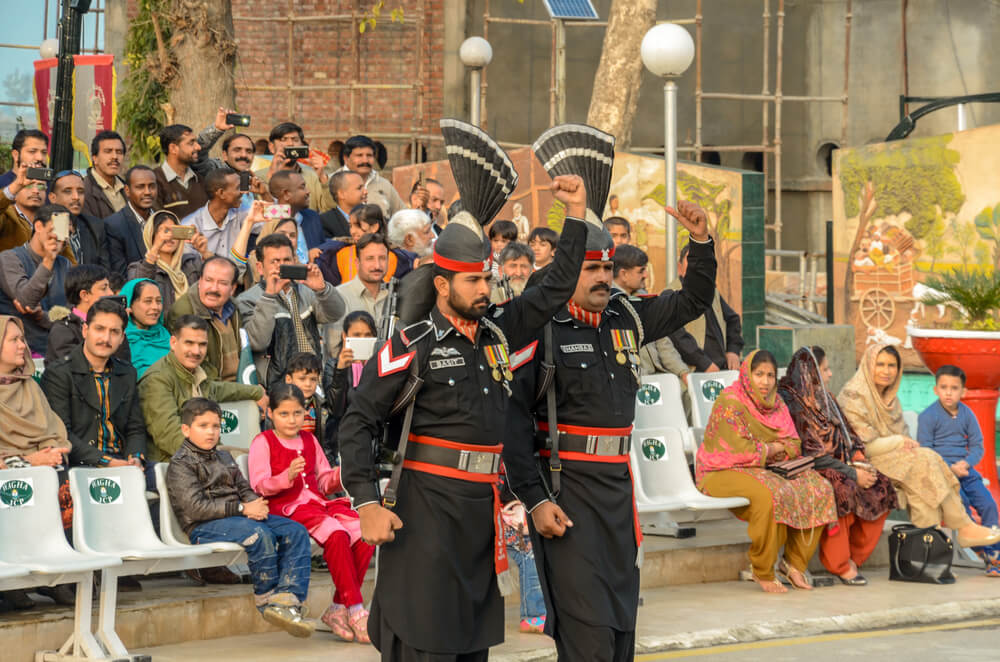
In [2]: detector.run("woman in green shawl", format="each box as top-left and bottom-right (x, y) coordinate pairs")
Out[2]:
(120, 278), (170, 379)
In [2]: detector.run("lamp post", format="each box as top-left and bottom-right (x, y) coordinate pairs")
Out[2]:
(459, 37), (493, 128)
(641, 23), (695, 284)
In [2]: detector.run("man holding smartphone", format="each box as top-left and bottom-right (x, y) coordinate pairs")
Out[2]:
(254, 122), (335, 213)
(0, 129), (49, 190)
(0, 163), (49, 253)
(47, 170), (111, 271)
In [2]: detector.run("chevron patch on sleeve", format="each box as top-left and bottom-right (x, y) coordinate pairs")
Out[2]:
(377, 340), (416, 377)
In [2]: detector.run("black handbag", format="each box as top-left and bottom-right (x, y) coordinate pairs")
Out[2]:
(888, 524), (956, 584)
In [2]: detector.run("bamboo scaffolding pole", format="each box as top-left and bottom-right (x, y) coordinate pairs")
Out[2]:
(771, 0), (785, 252)
(842, 0), (852, 144)
(694, 0), (703, 162)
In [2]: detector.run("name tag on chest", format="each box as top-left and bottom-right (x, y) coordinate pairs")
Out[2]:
(430, 357), (466, 370)
(560, 343), (594, 354)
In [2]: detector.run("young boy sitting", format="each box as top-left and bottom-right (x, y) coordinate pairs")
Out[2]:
(166, 398), (316, 635)
(283, 352), (326, 444)
(918, 365), (1000, 575)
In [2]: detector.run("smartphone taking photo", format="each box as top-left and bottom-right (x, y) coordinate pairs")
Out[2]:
(263, 203), (292, 220)
(226, 113), (251, 127)
(344, 337), (377, 361)
(51, 212), (70, 241)
(284, 146), (310, 160)
(279, 264), (309, 281)
(170, 225), (197, 240)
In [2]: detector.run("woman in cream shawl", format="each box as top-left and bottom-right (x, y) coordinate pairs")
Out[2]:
(0, 315), (73, 609)
(697, 350), (838, 593)
(838, 343), (1000, 549)
(125, 210), (203, 311)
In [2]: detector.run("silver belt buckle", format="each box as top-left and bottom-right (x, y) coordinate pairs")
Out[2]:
(458, 449), (500, 474)
(595, 436), (621, 456)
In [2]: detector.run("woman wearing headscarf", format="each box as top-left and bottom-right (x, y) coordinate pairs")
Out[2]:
(838, 343), (1000, 549)
(696, 350), (838, 593)
(0, 315), (74, 609)
(120, 278), (171, 379)
(778, 346), (897, 585)
(125, 210), (204, 312)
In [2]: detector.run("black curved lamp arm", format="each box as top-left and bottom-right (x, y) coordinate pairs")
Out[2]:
(886, 93), (1000, 141)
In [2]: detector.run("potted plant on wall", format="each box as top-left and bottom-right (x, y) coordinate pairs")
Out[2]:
(907, 269), (1000, 501)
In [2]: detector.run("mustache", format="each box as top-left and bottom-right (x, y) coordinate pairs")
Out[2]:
(235, 156), (251, 164)
(589, 283), (611, 293)
(473, 296), (490, 306)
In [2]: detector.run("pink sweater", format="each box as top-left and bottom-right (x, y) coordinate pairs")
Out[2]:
(248, 432), (343, 510)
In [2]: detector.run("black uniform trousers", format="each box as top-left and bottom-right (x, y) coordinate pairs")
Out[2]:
(375, 611), (489, 662)
(554, 611), (635, 662)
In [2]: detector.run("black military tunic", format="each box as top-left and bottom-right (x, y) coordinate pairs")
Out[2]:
(502, 237), (718, 656)
(338, 217), (587, 656)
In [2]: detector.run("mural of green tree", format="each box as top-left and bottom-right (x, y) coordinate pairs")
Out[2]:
(974, 205), (1000, 272)
(838, 134), (965, 317)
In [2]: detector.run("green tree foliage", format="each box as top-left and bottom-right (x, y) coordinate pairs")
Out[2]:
(973, 205), (1000, 271)
(839, 135), (964, 240)
(119, 0), (172, 162)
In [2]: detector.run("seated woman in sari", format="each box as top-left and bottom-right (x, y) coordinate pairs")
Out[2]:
(838, 343), (1000, 549)
(696, 350), (838, 593)
(778, 346), (897, 585)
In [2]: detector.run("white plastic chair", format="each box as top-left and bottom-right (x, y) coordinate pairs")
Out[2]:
(634, 373), (696, 455)
(688, 370), (739, 429)
(0, 467), (122, 661)
(236, 452), (250, 479)
(153, 463), (247, 558)
(218, 400), (263, 451)
(71, 466), (221, 657)
(630, 427), (749, 536)
(902, 410), (919, 439)
(32, 357), (45, 382)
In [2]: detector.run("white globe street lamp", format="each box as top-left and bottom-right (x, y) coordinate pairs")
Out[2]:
(459, 37), (493, 127)
(641, 23), (695, 284)
(39, 38), (59, 60)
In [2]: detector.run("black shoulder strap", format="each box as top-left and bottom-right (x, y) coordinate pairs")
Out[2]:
(381, 359), (422, 510)
(544, 321), (561, 498)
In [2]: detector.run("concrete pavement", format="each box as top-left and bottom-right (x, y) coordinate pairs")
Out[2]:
(137, 566), (1000, 661)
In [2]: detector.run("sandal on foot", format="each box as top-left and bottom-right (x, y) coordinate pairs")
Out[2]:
(777, 560), (813, 590)
(321, 604), (354, 641)
(751, 572), (787, 594)
(349, 608), (371, 644)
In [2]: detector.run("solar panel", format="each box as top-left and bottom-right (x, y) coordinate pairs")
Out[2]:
(543, 0), (599, 20)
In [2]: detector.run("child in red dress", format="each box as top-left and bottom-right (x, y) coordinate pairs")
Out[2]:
(248, 382), (374, 643)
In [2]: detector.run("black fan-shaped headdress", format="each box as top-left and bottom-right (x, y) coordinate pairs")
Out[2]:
(531, 124), (615, 218)
(439, 118), (519, 227)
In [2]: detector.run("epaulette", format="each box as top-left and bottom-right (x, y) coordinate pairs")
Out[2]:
(398, 319), (433, 347)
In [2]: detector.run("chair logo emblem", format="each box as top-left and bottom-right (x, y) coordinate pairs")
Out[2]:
(89, 477), (122, 505)
(0, 479), (34, 507)
(702, 380), (724, 401)
(637, 383), (661, 406)
(641, 438), (666, 461)
(32, 370), (43, 384)
(221, 411), (239, 434)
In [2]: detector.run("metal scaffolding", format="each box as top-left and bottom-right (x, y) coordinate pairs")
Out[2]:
(481, 0), (855, 253)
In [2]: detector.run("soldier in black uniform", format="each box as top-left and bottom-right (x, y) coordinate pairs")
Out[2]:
(338, 120), (595, 662)
(502, 126), (719, 662)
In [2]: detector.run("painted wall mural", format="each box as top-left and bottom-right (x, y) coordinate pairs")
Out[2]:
(832, 124), (1000, 367)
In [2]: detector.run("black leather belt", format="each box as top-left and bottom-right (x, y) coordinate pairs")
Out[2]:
(405, 442), (502, 474)
(536, 431), (631, 456)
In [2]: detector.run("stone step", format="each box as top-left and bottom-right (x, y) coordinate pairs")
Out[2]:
(1, 517), (911, 662)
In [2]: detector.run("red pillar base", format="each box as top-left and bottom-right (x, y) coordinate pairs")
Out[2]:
(962, 388), (1000, 505)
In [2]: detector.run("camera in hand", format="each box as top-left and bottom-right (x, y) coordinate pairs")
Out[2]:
(169, 225), (196, 240)
(225, 113), (251, 127)
(238, 170), (251, 192)
(279, 264), (309, 280)
(284, 146), (310, 160)
(26, 167), (55, 182)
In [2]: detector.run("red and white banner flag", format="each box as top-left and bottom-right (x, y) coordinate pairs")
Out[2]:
(32, 58), (58, 140)
(32, 54), (116, 162)
(71, 54), (116, 162)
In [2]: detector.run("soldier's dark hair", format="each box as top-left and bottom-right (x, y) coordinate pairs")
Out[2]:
(181, 397), (222, 425)
(86, 296), (127, 328)
(612, 245), (648, 278)
(285, 352), (322, 377)
(65, 264), (110, 306)
(254, 232), (294, 262)
(171, 314), (209, 336)
(268, 382), (306, 409)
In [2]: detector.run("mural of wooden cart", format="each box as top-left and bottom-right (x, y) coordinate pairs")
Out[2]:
(851, 261), (916, 330)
